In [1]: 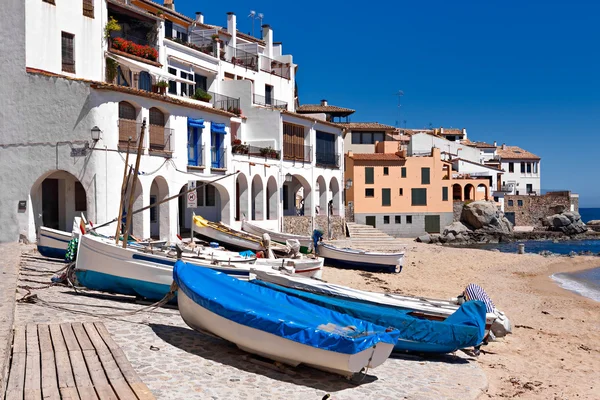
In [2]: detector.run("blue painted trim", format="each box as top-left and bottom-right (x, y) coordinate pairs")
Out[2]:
(323, 257), (400, 273)
(210, 122), (226, 135)
(132, 253), (175, 266)
(75, 270), (174, 302)
(37, 246), (67, 260)
(40, 233), (71, 243)
(188, 118), (205, 128)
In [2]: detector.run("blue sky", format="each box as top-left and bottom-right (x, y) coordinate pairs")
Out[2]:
(177, 0), (600, 206)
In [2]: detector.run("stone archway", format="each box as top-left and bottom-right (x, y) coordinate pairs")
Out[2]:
(329, 177), (340, 216)
(30, 170), (88, 233)
(251, 175), (264, 220)
(283, 174), (312, 217)
(477, 183), (488, 201)
(236, 173), (249, 221)
(464, 184), (475, 201)
(266, 176), (278, 220)
(316, 176), (327, 215)
(452, 184), (462, 201)
(150, 176), (170, 240)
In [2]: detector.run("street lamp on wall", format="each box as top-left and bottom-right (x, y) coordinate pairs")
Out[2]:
(91, 126), (102, 141)
(345, 178), (353, 190)
(285, 173), (293, 183)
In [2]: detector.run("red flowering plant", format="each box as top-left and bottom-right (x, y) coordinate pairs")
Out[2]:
(112, 37), (158, 61)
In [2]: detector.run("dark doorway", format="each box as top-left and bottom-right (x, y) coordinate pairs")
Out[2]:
(365, 216), (376, 228)
(42, 179), (59, 229)
(425, 215), (441, 234)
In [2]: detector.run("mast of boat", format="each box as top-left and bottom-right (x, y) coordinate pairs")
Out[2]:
(122, 119), (146, 248)
(115, 138), (132, 244)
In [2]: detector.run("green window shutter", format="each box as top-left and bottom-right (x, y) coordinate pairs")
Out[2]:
(401, 167), (406, 178)
(421, 167), (430, 184)
(382, 188), (391, 206)
(411, 188), (427, 206)
(442, 186), (448, 201)
(365, 167), (374, 184)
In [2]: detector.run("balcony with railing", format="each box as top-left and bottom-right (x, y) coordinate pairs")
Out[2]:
(283, 144), (312, 163)
(166, 35), (217, 58)
(211, 146), (227, 169)
(118, 119), (141, 149)
(316, 152), (340, 168)
(224, 46), (259, 71)
(208, 91), (241, 114)
(253, 93), (288, 110)
(107, 5), (160, 65)
(149, 125), (173, 155)
(232, 142), (280, 160)
(260, 55), (291, 79)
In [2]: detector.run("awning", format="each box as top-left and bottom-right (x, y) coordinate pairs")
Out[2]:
(106, 52), (169, 81)
(211, 122), (227, 135)
(188, 118), (205, 128)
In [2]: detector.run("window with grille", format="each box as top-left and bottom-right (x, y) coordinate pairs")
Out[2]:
(383, 216), (390, 224)
(365, 167), (374, 184)
(395, 216), (401, 224)
(406, 215), (412, 224)
(411, 188), (427, 206)
(149, 108), (165, 126)
(83, 0), (94, 18)
(149, 108), (166, 150)
(283, 122), (306, 160)
(61, 32), (75, 73)
(118, 102), (137, 143)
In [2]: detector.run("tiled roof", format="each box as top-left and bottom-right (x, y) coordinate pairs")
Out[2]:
(108, 0), (163, 21)
(454, 158), (504, 172)
(349, 153), (405, 161)
(466, 141), (496, 149)
(134, 0), (193, 22)
(296, 104), (355, 114)
(497, 145), (540, 160)
(338, 122), (396, 130)
(281, 111), (344, 129)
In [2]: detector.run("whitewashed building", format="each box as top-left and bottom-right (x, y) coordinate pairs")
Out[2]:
(0, 0), (344, 243)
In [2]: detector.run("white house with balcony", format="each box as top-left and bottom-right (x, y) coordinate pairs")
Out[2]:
(0, 0), (345, 243)
(493, 144), (541, 196)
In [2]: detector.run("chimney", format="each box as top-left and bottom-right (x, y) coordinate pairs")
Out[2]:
(227, 12), (237, 48)
(262, 24), (273, 58)
(502, 143), (506, 150)
(320, 99), (328, 106)
(163, 0), (174, 11)
(493, 141), (497, 147)
(462, 128), (467, 139)
(195, 12), (203, 24)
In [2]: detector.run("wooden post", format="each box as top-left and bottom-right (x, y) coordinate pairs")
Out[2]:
(122, 119), (146, 248)
(115, 138), (131, 244)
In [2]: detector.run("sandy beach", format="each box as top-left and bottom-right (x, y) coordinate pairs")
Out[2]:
(323, 240), (600, 399)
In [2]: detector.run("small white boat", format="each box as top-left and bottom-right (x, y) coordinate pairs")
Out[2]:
(251, 269), (500, 335)
(174, 260), (399, 377)
(37, 226), (73, 259)
(253, 257), (324, 280)
(241, 220), (313, 254)
(317, 242), (404, 273)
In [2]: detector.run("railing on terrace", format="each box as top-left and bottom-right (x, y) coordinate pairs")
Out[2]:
(316, 152), (340, 168)
(112, 33), (154, 48)
(225, 46), (258, 71)
(149, 125), (173, 154)
(232, 144), (280, 160)
(253, 94), (287, 110)
(167, 36), (216, 57)
(283, 144), (312, 163)
(188, 145), (204, 168)
(208, 91), (240, 113)
(260, 55), (291, 79)
(211, 146), (227, 169)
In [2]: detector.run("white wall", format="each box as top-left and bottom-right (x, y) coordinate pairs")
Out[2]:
(26, 0), (103, 80)
(500, 160), (541, 195)
(409, 133), (480, 163)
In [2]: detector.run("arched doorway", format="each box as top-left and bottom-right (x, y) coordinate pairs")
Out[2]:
(251, 175), (264, 220)
(150, 176), (170, 240)
(283, 174), (312, 216)
(329, 177), (340, 216)
(477, 183), (488, 201)
(316, 176), (327, 215)
(266, 176), (278, 220)
(464, 184), (474, 201)
(235, 174), (249, 221)
(30, 170), (88, 233)
(452, 184), (462, 201)
(178, 181), (231, 234)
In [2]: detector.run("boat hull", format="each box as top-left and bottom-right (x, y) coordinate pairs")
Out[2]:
(242, 220), (313, 254)
(317, 243), (404, 273)
(37, 227), (73, 260)
(178, 283), (394, 376)
(253, 257), (324, 279)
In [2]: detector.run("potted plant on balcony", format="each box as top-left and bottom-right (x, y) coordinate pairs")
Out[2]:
(232, 139), (248, 155)
(156, 80), (169, 95)
(104, 16), (121, 43)
(211, 34), (220, 42)
(260, 146), (278, 159)
(192, 88), (212, 102)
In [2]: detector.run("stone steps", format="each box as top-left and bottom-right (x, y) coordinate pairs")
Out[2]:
(346, 222), (395, 240)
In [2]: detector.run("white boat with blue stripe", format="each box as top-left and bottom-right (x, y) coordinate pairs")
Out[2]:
(37, 226), (73, 260)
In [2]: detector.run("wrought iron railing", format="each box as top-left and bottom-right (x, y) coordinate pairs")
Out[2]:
(208, 91), (240, 114)
(149, 125), (173, 153)
(248, 145), (280, 160)
(167, 36), (216, 57)
(211, 146), (227, 169)
(188, 145), (204, 167)
(253, 93), (288, 110)
(260, 55), (291, 79)
(225, 46), (258, 71)
(283, 144), (311, 163)
(316, 152), (340, 168)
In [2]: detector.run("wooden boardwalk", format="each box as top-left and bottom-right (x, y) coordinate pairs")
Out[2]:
(3, 322), (155, 400)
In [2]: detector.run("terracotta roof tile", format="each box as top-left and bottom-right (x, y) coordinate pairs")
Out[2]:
(467, 141), (497, 149)
(497, 145), (540, 160)
(134, 0), (193, 22)
(282, 111), (344, 129)
(339, 122), (396, 130)
(296, 104), (355, 114)
(350, 153), (405, 161)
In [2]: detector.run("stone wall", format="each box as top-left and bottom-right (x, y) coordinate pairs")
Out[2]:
(282, 215), (345, 239)
(453, 201), (465, 222)
(504, 192), (572, 227)
(355, 212), (454, 238)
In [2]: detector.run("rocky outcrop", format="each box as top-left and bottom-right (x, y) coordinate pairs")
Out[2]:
(587, 220), (600, 232)
(542, 211), (587, 235)
(428, 201), (514, 244)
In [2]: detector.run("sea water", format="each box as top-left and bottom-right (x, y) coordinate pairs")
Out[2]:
(552, 267), (600, 302)
(579, 207), (600, 223)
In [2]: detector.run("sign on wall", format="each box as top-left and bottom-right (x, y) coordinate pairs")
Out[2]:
(187, 181), (197, 209)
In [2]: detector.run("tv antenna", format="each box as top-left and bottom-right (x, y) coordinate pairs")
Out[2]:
(248, 10), (263, 38)
(394, 90), (404, 128)
(258, 13), (264, 38)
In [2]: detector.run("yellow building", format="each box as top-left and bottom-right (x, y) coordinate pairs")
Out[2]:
(345, 144), (488, 237)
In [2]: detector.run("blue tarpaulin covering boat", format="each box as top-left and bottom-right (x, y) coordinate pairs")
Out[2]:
(173, 260), (400, 376)
(253, 279), (487, 354)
